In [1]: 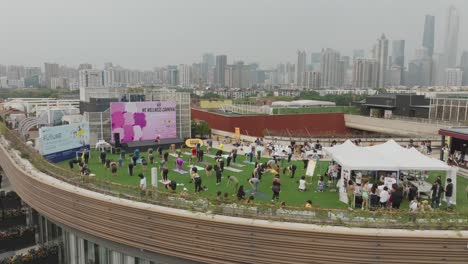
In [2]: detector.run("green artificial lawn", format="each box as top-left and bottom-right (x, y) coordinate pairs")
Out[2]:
(57, 147), (468, 210)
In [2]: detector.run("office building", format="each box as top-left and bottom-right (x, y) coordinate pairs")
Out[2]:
(303, 71), (321, 90)
(445, 68), (463, 87)
(295, 50), (307, 87)
(178, 64), (192, 88)
(375, 34), (389, 88)
(78, 63), (93, 71)
(352, 59), (378, 89)
(444, 6), (460, 68)
(79, 69), (104, 88)
(215, 55), (227, 88)
(422, 15), (435, 57)
(392, 40), (405, 85)
(320, 48), (341, 88)
(460, 51), (468, 86)
(44, 63), (60, 88)
(168, 65), (179, 86)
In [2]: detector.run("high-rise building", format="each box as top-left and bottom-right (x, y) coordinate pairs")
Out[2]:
(167, 65), (179, 86)
(214, 55), (227, 88)
(310, 52), (321, 71)
(392, 40), (405, 85)
(295, 50), (307, 87)
(375, 34), (389, 88)
(178, 64), (192, 88)
(320, 48), (341, 88)
(0, 65), (6, 77)
(444, 6), (460, 68)
(303, 71), (321, 90)
(79, 69), (104, 88)
(460, 51), (468, 86)
(387, 65), (403, 86)
(202, 53), (215, 84)
(7, 65), (25, 80)
(353, 49), (365, 61)
(44, 63), (60, 88)
(78, 63), (93, 71)
(445, 68), (463, 87)
(422, 15), (435, 57)
(352, 59), (378, 89)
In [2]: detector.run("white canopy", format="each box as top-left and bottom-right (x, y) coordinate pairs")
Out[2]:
(323, 139), (451, 171)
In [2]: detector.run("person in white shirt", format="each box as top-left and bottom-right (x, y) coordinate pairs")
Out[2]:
(139, 173), (147, 195)
(379, 186), (389, 207)
(298, 176), (308, 192)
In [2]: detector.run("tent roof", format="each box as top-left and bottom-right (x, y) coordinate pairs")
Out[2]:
(323, 139), (451, 171)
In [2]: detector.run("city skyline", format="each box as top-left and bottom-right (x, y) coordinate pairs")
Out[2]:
(0, 0), (467, 69)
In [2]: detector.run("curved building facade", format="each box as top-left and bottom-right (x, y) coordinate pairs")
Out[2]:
(1, 141), (468, 264)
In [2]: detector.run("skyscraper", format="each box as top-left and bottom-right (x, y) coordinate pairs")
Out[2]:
(320, 48), (341, 88)
(444, 6), (460, 68)
(460, 51), (468, 86)
(352, 59), (378, 89)
(422, 15), (435, 58)
(202, 53), (215, 84)
(392, 40), (405, 85)
(214, 55), (227, 88)
(375, 34), (389, 88)
(295, 50), (306, 87)
(178, 64), (192, 88)
(44, 63), (59, 88)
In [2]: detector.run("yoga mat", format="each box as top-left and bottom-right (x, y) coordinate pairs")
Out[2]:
(159, 180), (171, 184)
(169, 153), (179, 158)
(245, 190), (268, 199)
(224, 167), (243, 173)
(200, 161), (211, 166)
(187, 165), (205, 171)
(243, 160), (255, 164)
(172, 169), (188, 174)
(231, 163), (245, 168)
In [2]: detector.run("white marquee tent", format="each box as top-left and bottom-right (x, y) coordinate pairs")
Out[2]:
(323, 139), (458, 204)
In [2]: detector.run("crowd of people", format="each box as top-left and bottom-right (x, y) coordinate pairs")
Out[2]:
(67, 137), (455, 213)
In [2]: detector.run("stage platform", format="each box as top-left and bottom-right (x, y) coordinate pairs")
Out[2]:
(121, 138), (184, 152)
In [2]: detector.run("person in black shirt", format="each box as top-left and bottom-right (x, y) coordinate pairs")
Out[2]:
(232, 148), (238, 163)
(163, 152), (169, 162)
(83, 149), (90, 164)
(431, 179), (444, 209)
(131, 154), (138, 166)
(390, 184), (403, 209)
(198, 149), (204, 162)
(214, 165), (222, 185)
(162, 168), (169, 181)
(105, 159), (111, 169)
(100, 150), (106, 165)
(445, 178), (454, 208)
(128, 163), (134, 176)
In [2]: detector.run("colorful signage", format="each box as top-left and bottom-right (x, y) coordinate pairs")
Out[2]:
(110, 101), (177, 143)
(38, 122), (90, 162)
(185, 138), (204, 148)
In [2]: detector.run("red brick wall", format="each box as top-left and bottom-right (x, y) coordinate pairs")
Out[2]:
(191, 109), (348, 137)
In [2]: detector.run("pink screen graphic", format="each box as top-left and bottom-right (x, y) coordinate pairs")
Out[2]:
(110, 101), (177, 143)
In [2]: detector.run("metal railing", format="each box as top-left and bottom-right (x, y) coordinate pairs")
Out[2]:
(1, 121), (467, 230)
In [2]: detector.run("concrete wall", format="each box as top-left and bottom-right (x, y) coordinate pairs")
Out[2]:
(345, 114), (445, 136)
(192, 109), (348, 137)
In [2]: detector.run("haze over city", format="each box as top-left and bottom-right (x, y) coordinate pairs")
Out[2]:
(1, 0), (467, 69)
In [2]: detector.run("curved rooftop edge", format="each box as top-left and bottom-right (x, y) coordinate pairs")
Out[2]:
(1, 143), (467, 264)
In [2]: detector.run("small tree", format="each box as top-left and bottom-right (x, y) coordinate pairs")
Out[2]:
(196, 121), (211, 138)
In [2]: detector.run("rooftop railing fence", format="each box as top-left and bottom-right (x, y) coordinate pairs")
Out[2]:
(0, 120), (467, 230)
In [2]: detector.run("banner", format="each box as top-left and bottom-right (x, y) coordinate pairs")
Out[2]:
(234, 127), (240, 139)
(38, 122), (90, 162)
(110, 101), (177, 143)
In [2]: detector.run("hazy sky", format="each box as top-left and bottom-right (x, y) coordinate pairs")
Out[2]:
(0, 0), (466, 69)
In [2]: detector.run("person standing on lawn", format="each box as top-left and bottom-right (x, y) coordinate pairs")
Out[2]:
(445, 178), (454, 208)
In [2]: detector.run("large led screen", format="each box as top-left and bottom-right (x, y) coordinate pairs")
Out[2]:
(110, 101), (177, 143)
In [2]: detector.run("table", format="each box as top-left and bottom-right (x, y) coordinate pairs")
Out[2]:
(409, 180), (432, 197)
